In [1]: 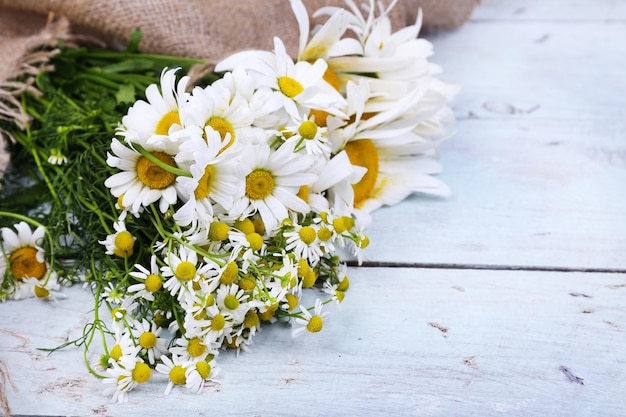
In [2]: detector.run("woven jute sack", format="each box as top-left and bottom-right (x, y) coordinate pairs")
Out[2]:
(0, 0), (479, 183)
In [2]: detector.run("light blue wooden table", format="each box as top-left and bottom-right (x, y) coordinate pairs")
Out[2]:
(2, 0), (625, 416)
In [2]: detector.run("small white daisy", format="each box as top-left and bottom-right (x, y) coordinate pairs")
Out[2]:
(131, 319), (168, 365)
(127, 255), (163, 301)
(292, 299), (329, 338)
(155, 354), (195, 395)
(1, 221), (48, 282)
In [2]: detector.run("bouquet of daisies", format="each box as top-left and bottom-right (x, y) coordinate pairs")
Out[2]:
(0, 0), (457, 402)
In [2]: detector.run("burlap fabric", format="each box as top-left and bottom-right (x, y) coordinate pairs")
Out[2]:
(0, 0), (478, 180)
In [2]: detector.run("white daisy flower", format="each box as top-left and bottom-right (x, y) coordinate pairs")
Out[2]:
(216, 284), (251, 323)
(1, 221), (48, 282)
(118, 67), (189, 145)
(98, 221), (136, 258)
(185, 357), (220, 394)
(155, 354), (195, 395)
(282, 113), (331, 156)
(217, 37), (346, 120)
(105, 138), (186, 215)
(127, 255), (163, 301)
(174, 126), (244, 227)
(284, 224), (324, 267)
(131, 319), (168, 365)
(229, 141), (317, 234)
(102, 282), (126, 304)
(102, 358), (146, 404)
(291, 298), (329, 338)
(181, 76), (254, 151)
(17, 274), (63, 301)
(161, 247), (200, 301)
(47, 148), (67, 165)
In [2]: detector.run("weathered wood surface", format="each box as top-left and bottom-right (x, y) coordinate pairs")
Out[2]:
(2, 0), (626, 416)
(3, 269), (626, 417)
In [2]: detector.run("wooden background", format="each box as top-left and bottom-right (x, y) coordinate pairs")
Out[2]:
(2, 0), (625, 416)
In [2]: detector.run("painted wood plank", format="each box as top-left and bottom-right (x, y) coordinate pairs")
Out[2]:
(471, 0), (626, 21)
(429, 22), (626, 121)
(363, 118), (626, 269)
(2, 268), (625, 416)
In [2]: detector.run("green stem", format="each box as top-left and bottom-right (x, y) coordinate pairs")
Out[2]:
(133, 143), (192, 178)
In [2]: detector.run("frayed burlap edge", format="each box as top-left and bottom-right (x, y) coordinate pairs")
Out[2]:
(0, 13), (70, 184)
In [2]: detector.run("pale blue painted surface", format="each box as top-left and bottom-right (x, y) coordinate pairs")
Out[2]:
(2, 0), (626, 416)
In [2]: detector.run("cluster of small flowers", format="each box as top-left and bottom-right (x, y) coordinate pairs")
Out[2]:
(0, 0), (457, 402)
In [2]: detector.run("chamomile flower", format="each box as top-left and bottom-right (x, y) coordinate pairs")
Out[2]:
(1, 221), (47, 281)
(105, 138), (185, 214)
(161, 247), (201, 301)
(47, 148), (67, 165)
(217, 37), (346, 120)
(284, 224), (324, 266)
(186, 357), (220, 394)
(102, 282), (126, 304)
(181, 77), (254, 151)
(99, 221), (136, 258)
(230, 141), (317, 234)
(131, 319), (168, 365)
(216, 284), (252, 323)
(291, 299), (329, 338)
(282, 114), (331, 156)
(119, 67), (189, 145)
(156, 354), (195, 395)
(174, 126), (243, 227)
(128, 255), (163, 301)
(16, 275), (63, 300)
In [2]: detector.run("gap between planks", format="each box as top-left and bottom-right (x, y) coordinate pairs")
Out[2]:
(348, 261), (626, 274)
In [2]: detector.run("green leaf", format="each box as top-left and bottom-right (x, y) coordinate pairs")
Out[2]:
(115, 83), (136, 105)
(125, 29), (143, 53)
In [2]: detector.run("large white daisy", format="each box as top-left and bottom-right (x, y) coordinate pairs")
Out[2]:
(118, 67), (190, 145)
(229, 141), (317, 234)
(1, 222), (48, 282)
(105, 138), (185, 214)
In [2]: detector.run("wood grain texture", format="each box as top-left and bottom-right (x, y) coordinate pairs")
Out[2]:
(2, 0), (626, 416)
(3, 268), (626, 417)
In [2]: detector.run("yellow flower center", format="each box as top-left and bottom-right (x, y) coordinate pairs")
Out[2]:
(113, 231), (134, 258)
(145, 274), (162, 293)
(155, 111), (180, 136)
(187, 338), (207, 357)
(298, 226), (316, 245)
(343, 139), (379, 207)
(337, 277), (350, 291)
(307, 315), (323, 333)
(277, 76), (304, 98)
(34, 285), (50, 298)
(243, 309), (259, 329)
(317, 227), (332, 242)
(360, 235), (370, 249)
(223, 294), (240, 310)
(298, 120), (318, 140)
(297, 259), (310, 278)
(175, 261), (196, 281)
(323, 66), (341, 91)
(132, 362), (151, 383)
(206, 117), (235, 153)
(246, 232), (264, 251)
(169, 365), (186, 385)
(211, 314), (226, 331)
(302, 270), (318, 288)
(234, 218), (255, 235)
(296, 185), (309, 203)
(208, 221), (230, 241)
(238, 276), (256, 291)
(9, 247), (46, 280)
(245, 169), (275, 200)
(136, 152), (177, 190)
(252, 218), (266, 235)
(332, 217), (347, 234)
(194, 165), (216, 200)
(220, 262), (239, 285)
(110, 344), (123, 361)
(196, 361), (211, 379)
(139, 331), (157, 349)
(285, 293), (299, 311)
